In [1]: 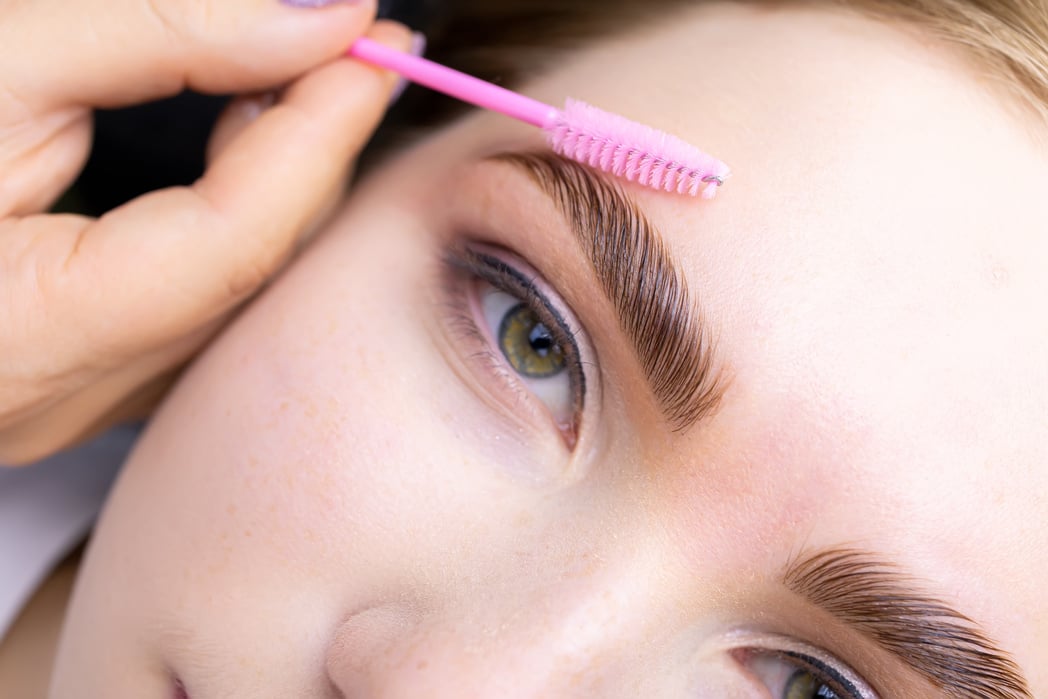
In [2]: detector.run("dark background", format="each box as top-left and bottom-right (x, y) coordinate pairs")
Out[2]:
(64, 0), (443, 216)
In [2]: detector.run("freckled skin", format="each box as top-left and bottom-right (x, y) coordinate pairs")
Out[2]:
(51, 5), (1048, 698)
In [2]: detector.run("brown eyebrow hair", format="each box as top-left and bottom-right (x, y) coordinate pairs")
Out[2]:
(785, 548), (1032, 699)
(492, 151), (725, 432)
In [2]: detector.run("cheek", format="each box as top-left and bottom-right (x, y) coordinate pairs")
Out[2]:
(140, 212), (465, 584)
(82, 199), (577, 641)
(77, 221), (440, 631)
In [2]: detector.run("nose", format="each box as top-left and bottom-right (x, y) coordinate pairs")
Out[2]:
(325, 573), (662, 698)
(333, 624), (597, 697)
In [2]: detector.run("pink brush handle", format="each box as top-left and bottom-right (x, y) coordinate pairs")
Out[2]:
(349, 37), (557, 128)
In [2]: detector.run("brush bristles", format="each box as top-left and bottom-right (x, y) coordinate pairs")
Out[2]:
(545, 99), (729, 199)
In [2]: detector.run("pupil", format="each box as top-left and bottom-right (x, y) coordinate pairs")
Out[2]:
(528, 323), (555, 357)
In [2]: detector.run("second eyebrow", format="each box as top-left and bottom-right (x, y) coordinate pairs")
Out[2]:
(785, 548), (1032, 699)
(492, 152), (724, 432)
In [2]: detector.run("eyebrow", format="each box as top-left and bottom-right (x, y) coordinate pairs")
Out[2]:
(785, 548), (1032, 699)
(491, 151), (725, 432)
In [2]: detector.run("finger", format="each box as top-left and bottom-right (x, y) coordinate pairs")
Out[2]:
(0, 326), (209, 465)
(0, 109), (93, 217)
(208, 90), (347, 248)
(206, 92), (279, 164)
(1, 0), (377, 112)
(48, 22), (413, 355)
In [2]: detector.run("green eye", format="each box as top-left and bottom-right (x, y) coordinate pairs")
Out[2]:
(744, 643), (873, 699)
(498, 303), (567, 378)
(785, 669), (841, 699)
(472, 262), (584, 439)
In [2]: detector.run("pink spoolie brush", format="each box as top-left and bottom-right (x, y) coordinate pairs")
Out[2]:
(349, 37), (730, 199)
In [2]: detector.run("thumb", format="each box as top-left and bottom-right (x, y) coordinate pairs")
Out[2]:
(1, 0), (377, 111)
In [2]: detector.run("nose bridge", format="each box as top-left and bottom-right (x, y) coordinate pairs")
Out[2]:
(329, 548), (670, 698)
(392, 581), (645, 697)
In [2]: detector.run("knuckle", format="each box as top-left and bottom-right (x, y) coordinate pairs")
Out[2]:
(0, 407), (78, 466)
(187, 187), (293, 305)
(0, 441), (52, 467)
(143, 0), (215, 47)
(223, 256), (272, 300)
(144, 0), (183, 42)
(0, 423), (63, 466)
(221, 235), (294, 301)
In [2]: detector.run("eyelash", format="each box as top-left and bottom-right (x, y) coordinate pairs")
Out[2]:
(780, 651), (866, 697)
(736, 642), (880, 699)
(439, 245), (588, 445)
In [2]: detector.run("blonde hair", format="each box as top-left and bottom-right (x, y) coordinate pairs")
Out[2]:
(842, 0), (1048, 124)
(398, 0), (1048, 129)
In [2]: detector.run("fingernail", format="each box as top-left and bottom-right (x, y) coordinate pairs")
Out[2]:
(388, 31), (427, 106)
(240, 91), (279, 122)
(281, 0), (366, 7)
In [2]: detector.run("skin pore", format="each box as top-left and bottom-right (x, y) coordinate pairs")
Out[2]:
(13, 2), (1048, 696)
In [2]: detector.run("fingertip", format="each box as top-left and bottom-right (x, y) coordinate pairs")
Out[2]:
(19, 0), (384, 109)
(277, 18), (415, 126)
(366, 19), (415, 52)
(342, 20), (417, 101)
(278, 0), (376, 10)
(208, 1), (380, 87)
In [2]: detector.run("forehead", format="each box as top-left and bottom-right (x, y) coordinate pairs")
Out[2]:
(505, 5), (1048, 496)
(457, 0), (1048, 680)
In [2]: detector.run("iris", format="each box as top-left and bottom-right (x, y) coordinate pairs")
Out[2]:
(496, 301), (565, 377)
(785, 670), (840, 699)
(497, 304), (567, 378)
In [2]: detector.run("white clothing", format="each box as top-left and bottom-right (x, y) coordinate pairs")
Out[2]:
(0, 426), (136, 642)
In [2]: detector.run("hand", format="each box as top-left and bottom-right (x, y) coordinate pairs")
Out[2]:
(0, 0), (411, 464)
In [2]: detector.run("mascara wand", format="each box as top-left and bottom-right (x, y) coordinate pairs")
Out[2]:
(349, 37), (730, 199)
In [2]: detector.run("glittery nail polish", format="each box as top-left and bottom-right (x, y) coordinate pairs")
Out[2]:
(388, 32), (427, 106)
(281, 0), (366, 8)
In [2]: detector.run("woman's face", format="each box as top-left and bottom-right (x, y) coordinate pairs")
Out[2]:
(53, 4), (1048, 698)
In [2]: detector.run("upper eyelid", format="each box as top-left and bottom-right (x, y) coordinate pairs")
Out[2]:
(779, 650), (871, 699)
(453, 248), (585, 367)
(728, 631), (879, 699)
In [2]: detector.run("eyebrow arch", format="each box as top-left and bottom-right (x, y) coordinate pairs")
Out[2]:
(490, 151), (725, 432)
(785, 548), (1032, 699)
